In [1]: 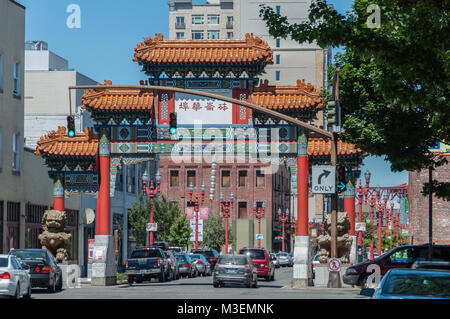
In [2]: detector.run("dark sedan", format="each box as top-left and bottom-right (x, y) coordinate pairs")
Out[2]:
(213, 255), (258, 288)
(9, 249), (62, 292)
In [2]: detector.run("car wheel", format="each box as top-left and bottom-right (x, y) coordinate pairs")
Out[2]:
(56, 274), (63, 291)
(213, 281), (219, 288)
(219, 282), (225, 287)
(265, 274), (271, 281)
(359, 273), (370, 288)
(24, 284), (32, 299)
(253, 279), (258, 288)
(159, 270), (166, 283)
(47, 277), (56, 293)
(135, 276), (143, 284)
(10, 284), (19, 299)
(127, 276), (134, 285)
(246, 280), (251, 288)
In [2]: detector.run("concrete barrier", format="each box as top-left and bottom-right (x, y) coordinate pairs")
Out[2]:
(313, 264), (354, 288)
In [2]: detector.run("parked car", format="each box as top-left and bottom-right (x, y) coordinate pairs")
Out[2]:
(9, 249), (62, 293)
(169, 247), (184, 254)
(411, 261), (450, 271)
(360, 268), (450, 299)
(276, 252), (293, 267)
(238, 248), (275, 281)
(189, 254), (212, 276)
(175, 254), (198, 278)
(191, 249), (219, 269)
(271, 254), (280, 268)
(126, 247), (170, 284)
(343, 244), (450, 287)
(213, 255), (258, 288)
(0, 254), (32, 299)
(164, 250), (180, 280)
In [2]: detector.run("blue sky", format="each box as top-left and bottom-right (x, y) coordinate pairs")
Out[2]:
(20, 0), (408, 187)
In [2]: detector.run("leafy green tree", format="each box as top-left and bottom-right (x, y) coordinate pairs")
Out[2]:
(168, 214), (191, 250)
(260, 0), (450, 200)
(128, 194), (182, 246)
(203, 213), (233, 252)
(153, 195), (182, 242)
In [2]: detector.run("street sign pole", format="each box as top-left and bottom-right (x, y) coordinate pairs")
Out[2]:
(328, 132), (342, 288)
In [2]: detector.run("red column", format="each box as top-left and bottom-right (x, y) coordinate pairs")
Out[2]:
(53, 177), (65, 211)
(344, 181), (356, 236)
(97, 134), (111, 236)
(296, 133), (308, 236)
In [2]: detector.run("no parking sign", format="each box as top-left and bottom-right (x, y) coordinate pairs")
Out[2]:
(328, 258), (341, 272)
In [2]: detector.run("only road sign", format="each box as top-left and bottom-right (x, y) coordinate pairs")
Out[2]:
(312, 165), (336, 194)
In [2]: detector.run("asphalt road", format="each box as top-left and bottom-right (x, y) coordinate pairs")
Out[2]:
(30, 267), (366, 300)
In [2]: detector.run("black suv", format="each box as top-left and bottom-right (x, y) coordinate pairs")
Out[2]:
(191, 249), (219, 268)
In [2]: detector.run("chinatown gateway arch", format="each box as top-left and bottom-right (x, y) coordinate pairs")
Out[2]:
(35, 33), (364, 287)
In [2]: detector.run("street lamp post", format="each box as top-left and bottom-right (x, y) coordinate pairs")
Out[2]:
(383, 194), (390, 236)
(254, 202), (265, 248)
(368, 193), (376, 259)
(142, 169), (161, 246)
(356, 180), (364, 261)
(220, 193), (234, 254)
(278, 208), (289, 253)
(188, 183), (205, 250)
(208, 160), (217, 248)
(364, 169), (371, 205)
(375, 186), (382, 256)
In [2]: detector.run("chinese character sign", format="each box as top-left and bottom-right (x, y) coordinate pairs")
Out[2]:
(175, 92), (233, 125)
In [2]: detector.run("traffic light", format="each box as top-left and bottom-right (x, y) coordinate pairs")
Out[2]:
(67, 116), (75, 138)
(337, 165), (346, 193)
(326, 101), (337, 127)
(169, 112), (177, 134)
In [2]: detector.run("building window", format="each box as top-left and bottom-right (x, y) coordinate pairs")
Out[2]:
(276, 5), (281, 14)
(276, 38), (280, 48)
(207, 15), (219, 25)
(226, 16), (234, 28)
(192, 31), (204, 40)
(207, 30), (220, 40)
(256, 170), (265, 188)
(187, 170), (196, 188)
(238, 202), (247, 219)
(170, 170), (179, 187)
(12, 133), (20, 172)
(276, 71), (280, 81)
(227, 32), (234, 39)
(192, 15), (204, 25)
(238, 170), (247, 188)
(176, 16), (185, 29)
(0, 55), (3, 91)
(176, 32), (185, 40)
(276, 54), (280, 65)
(13, 62), (20, 97)
(221, 170), (231, 188)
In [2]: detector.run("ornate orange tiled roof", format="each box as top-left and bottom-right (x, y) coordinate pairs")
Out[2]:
(81, 80), (154, 112)
(133, 33), (273, 65)
(251, 79), (323, 110)
(307, 137), (363, 157)
(35, 126), (98, 157)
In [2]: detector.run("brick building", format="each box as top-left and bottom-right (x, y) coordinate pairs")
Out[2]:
(408, 157), (450, 245)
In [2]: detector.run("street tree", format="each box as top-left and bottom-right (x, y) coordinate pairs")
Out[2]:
(128, 195), (149, 247)
(168, 214), (191, 250)
(153, 194), (182, 242)
(260, 0), (450, 200)
(203, 213), (233, 252)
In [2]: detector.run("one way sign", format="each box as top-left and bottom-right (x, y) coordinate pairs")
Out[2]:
(312, 165), (336, 194)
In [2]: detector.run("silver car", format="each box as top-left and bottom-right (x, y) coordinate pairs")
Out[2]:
(189, 254), (212, 276)
(276, 252), (293, 267)
(0, 254), (32, 299)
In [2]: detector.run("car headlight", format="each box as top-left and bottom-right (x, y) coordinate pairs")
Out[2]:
(346, 267), (359, 275)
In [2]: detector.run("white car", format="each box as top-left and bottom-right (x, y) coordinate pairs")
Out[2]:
(0, 254), (32, 299)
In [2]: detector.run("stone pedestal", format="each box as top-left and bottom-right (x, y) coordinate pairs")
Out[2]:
(291, 236), (312, 289)
(91, 235), (117, 286)
(349, 235), (357, 264)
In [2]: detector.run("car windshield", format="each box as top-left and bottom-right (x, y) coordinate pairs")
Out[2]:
(218, 257), (248, 265)
(193, 250), (214, 258)
(190, 254), (202, 260)
(131, 250), (161, 259)
(0, 257), (8, 267)
(240, 249), (265, 260)
(278, 253), (288, 257)
(382, 272), (450, 298)
(9, 250), (47, 262)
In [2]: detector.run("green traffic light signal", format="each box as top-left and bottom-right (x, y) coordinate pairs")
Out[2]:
(67, 116), (75, 138)
(169, 112), (177, 134)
